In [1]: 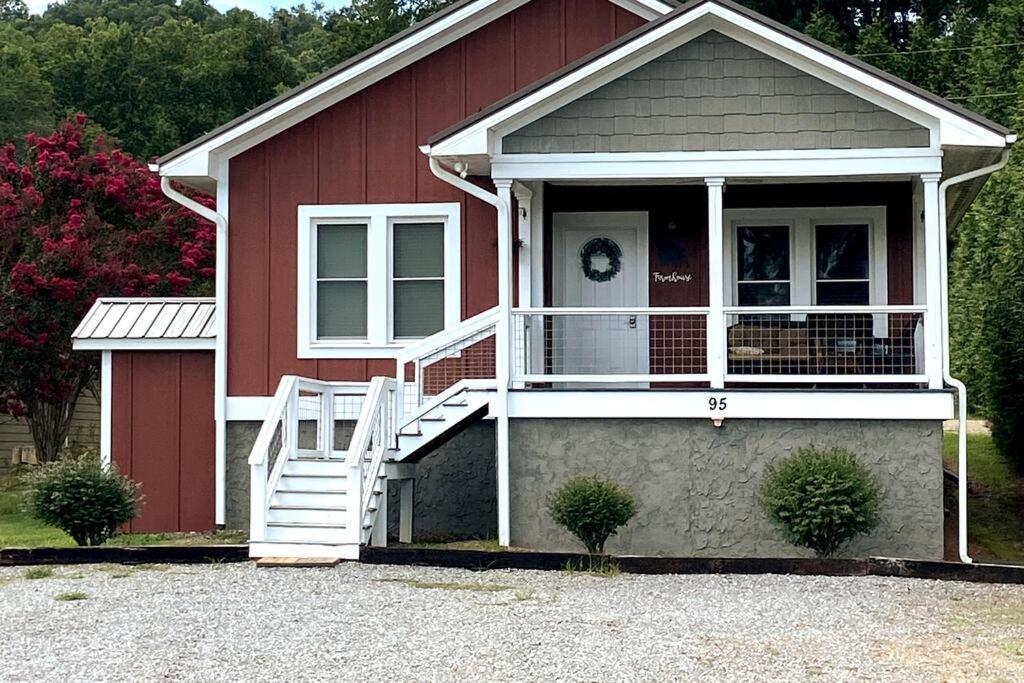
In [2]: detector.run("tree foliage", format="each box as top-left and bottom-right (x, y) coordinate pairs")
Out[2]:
(0, 115), (214, 461)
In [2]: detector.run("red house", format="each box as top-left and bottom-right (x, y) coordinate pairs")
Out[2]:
(75, 0), (1013, 560)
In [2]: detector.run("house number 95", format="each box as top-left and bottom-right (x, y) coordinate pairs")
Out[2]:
(708, 397), (727, 411)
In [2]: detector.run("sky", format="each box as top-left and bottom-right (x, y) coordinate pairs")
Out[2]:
(24, 1), (290, 16)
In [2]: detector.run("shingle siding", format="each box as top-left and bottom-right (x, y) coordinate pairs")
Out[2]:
(503, 31), (930, 153)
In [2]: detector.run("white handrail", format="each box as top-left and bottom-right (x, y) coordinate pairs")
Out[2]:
(723, 305), (926, 314)
(396, 306), (500, 365)
(247, 375), (298, 466)
(513, 306), (711, 315)
(345, 376), (396, 544)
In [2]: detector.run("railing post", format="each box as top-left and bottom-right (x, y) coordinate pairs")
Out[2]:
(706, 177), (727, 389)
(321, 384), (335, 456)
(494, 179), (514, 547)
(250, 461), (266, 543)
(395, 360), (406, 441)
(921, 173), (945, 389)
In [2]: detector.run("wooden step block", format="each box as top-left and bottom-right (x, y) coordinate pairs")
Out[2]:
(255, 557), (340, 568)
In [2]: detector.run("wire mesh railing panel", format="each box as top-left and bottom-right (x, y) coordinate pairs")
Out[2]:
(724, 309), (924, 378)
(401, 325), (497, 416)
(511, 310), (709, 381)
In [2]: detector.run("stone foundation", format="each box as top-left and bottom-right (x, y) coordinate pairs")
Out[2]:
(508, 418), (944, 560)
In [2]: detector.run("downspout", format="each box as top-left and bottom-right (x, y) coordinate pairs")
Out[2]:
(937, 149), (1010, 564)
(426, 155), (513, 546)
(159, 177), (229, 528)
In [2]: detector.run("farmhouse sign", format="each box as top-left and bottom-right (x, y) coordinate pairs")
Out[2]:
(652, 271), (693, 283)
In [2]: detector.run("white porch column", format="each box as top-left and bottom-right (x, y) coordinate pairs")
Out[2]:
(494, 178), (514, 547)
(922, 173), (945, 389)
(513, 182), (533, 308)
(706, 177), (726, 389)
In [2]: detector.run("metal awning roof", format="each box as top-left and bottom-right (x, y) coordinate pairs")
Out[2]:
(72, 298), (216, 351)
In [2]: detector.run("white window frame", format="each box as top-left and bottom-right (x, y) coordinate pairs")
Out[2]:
(297, 202), (461, 358)
(724, 206), (887, 308)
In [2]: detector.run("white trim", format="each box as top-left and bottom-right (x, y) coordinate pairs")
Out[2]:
(723, 206), (888, 309)
(922, 173), (944, 389)
(706, 178), (725, 388)
(72, 338), (216, 351)
(226, 396), (274, 421)
(155, 0), (673, 179)
(507, 389), (954, 420)
(297, 202), (461, 358)
(99, 351), (112, 468)
(512, 181), (533, 308)
(489, 149), (943, 181)
(430, 3), (1006, 157)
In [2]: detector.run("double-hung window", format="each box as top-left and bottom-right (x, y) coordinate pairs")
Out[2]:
(298, 203), (460, 358)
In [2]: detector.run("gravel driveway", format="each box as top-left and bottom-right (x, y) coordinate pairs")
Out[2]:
(2, 562), (1024, 681)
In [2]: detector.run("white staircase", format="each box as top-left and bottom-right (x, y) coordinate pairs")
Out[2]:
(248, 308), (499, 560)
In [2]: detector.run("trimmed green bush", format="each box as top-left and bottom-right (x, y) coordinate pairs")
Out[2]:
(759, 447), (882, 558)
(27, 451), (141, 546)
(546, 476), (636, 554)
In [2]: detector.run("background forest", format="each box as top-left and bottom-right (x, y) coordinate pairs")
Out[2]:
(1, 0), (1023, 459)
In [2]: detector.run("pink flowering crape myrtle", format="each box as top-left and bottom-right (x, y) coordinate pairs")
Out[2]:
(0, 115), (215, 460)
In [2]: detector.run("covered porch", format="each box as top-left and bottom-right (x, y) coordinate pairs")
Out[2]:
(503, 174), (939, 392)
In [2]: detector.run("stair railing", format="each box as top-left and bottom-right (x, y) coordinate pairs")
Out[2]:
(394, 306), (499, 433)
(345, 376), (397, 545)
(247, 375), (299, 543)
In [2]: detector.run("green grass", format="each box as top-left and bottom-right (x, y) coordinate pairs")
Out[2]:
(379, 578), (516, 592)
(53, 591), (88, 602)
(0, 466), (247, 549)
(23, 566), (54, 579)
(0, 467), (74, 548)
(943, 432), (1024, 562)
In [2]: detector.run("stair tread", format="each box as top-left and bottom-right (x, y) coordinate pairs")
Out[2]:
(267, 521), (347, 529)
(275, 489), (347, 495)
(270, 504), (347, 511)
(420, 416), (446, 422)
(281, 473), (347, 479)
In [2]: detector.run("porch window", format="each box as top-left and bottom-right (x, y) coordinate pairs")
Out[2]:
(814, 223), (870, 305)
(297, 202), (461, 358)
(736, 225), (791, 306)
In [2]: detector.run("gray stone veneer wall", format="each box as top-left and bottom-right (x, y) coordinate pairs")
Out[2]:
(224, 419), (497, 541)
(508, 418), (943, 559)
(504, 31), (930, 153)
(387, 422), (497, 542)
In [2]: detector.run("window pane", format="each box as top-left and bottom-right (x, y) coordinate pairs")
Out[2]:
(738, 226), (790, 281)
(816, 281), (870, 305)
(394, 280), (444, 337)
(738, 282), (791, 306)
(394, 223), (444, 278)
(816, 224), (869, 280)
(317, 281), (367, 338)
(317, 224), (367, 278)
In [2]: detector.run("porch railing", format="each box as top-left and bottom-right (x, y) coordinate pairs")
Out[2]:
(511, 307), (710, 384)
(723, 305), (927, 384)
(395, 306), (499, 426)
(509, 305), (928, 386)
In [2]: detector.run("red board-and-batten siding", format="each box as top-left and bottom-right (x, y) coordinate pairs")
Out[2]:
(227, 0), (645, 396)
(111, 351), (216, 532)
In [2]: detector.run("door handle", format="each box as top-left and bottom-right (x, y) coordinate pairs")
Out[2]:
(628, 315), (637, 329)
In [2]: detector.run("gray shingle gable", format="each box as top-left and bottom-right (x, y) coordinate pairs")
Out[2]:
(503, 31), (930, 154)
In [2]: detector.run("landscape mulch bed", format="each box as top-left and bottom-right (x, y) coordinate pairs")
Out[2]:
(3, 543), (1024, 584)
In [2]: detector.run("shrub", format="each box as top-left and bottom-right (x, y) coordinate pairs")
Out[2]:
(546, 476), (636, 555)
(27, 451), (141, 546)
(759, 447), (882, 558)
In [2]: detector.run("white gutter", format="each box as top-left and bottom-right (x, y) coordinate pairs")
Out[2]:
(938, 149), (1011, 564)
(426, 155), (513, 546)
(159, 177), (229, 528)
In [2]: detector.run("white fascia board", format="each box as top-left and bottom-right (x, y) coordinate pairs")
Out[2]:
(433, 3), (1006, 157)
(72, 338), (216, 351)
(491, 148), (942, 181)
(508, 390), (954, 420)
(155, 0), (674, 182)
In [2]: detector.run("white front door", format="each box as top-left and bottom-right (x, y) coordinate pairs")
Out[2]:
(552, 212), (649, 383)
